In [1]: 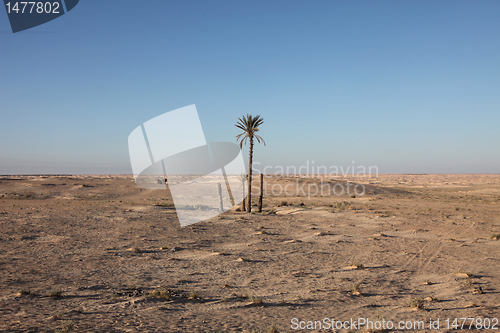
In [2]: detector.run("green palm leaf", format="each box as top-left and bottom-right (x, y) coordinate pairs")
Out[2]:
(235, 114), (265, 212)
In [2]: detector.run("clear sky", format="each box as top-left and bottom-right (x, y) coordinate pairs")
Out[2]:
(1, 1), (499, 174)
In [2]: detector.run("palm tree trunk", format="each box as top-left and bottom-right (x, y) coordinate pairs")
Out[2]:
(247, 137), (254, 212)
(258, 173), (263, 212)
(241, 181), (245, 212)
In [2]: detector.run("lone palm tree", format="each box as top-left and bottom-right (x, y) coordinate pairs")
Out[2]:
(235, 114), (265, 212)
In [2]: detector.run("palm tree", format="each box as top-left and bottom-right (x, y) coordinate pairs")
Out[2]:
(235, 114), (265, 212)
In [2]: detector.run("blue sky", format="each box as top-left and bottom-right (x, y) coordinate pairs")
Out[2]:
(1, 0), (499, 174)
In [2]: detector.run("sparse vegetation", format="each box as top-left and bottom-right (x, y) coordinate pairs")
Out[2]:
(352, 261), (365, 270)
(463, 280), (484, 294)
(337, 201), (350, 211)
(410, 297), (425, 310)
(49, 289), (62, 298)
(237, 257), (251, 262)
(51, 312), (63, 320)
(267, 325), (279, 333)
(155, 202), (175, 208)
(352, 282), (362, 295)
(247, 296), (263, 304)
(2, 174), (500, 332)
(18, 289), (31, 295)
(5, 191), (41, 200)
(150, 289), (171, 300)
(188, 291), (199, 300)
(55, 320), (75, 333)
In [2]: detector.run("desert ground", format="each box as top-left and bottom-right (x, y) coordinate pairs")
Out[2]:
(1, 174), (499, 332)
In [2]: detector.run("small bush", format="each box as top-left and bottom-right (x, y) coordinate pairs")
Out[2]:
(457, 271), (475, 278)
(18, 289), (31, 295)
(55, 320), (74, 333)
(247, 296), (263, 305)
(410, 298), (425, 309)
(52, 312), (63, 320)
(49, 289), (62, 298)
(352, 262), (365, 270)
(337, 201), (350, 211)
(425, 295), (438, 302)
(267, 325), (279, 333)
(237, 257), (251, 262)
(150, 289), (171, 300)
(352, 282), (362, 294)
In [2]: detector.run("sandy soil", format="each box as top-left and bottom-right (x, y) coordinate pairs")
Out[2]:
(1, 174), (499, 332)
